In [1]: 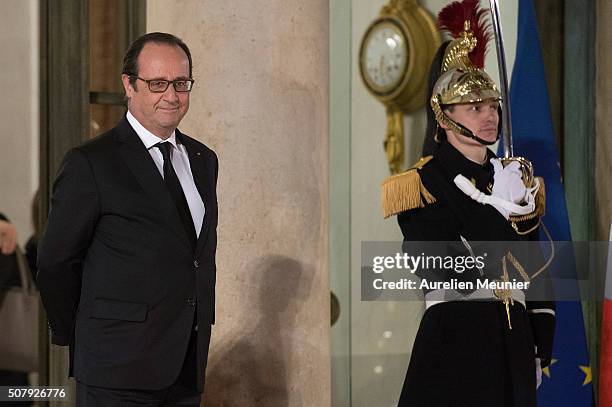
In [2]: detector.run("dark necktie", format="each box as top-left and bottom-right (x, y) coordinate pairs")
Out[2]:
(155, 142), (197, 250)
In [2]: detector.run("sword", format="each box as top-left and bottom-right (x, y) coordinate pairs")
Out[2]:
(488, 0), (534, 187)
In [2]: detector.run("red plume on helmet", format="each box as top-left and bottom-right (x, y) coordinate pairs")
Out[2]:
(437, 0), (491, 69)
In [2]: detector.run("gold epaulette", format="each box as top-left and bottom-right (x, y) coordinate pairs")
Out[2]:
(381, 156), (436, 218)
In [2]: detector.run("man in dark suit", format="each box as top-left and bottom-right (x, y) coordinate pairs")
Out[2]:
(38, 32), (218, 406)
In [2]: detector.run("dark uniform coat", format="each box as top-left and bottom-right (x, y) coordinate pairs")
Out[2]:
(389, 141), (555, 407)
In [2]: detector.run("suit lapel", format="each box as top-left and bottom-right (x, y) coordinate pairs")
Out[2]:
(114, 117), (193, 252)
(178, 131), (214, 257)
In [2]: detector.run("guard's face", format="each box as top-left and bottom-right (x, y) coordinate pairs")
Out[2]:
(122, 43), (190, 139)
(444, 99), (500, 145)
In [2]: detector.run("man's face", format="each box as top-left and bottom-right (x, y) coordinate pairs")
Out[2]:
(122, 43), (191, 139)
(443, 99), (500, 146)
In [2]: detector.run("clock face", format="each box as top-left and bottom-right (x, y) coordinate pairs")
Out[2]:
(360, 19), (409, 95)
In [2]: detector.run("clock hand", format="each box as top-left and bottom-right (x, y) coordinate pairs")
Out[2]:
(380, 55), (386, 82)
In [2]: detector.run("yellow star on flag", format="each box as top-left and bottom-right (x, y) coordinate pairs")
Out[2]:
(542, 359), (557, 378)
(579, 365), (592, 385)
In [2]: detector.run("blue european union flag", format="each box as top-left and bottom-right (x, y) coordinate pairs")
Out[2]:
(501, 0), (593, 405)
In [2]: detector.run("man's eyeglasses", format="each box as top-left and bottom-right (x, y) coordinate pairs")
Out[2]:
(133, 77), (195, 93)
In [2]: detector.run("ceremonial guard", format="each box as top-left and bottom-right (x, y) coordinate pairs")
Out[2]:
(381, 1), (556, 405)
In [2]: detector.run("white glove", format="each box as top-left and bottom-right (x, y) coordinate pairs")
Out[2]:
(536, 357), (542, 389)
(453, 159), (537, 219)
(491, 159), (527, 205)
(454, 175), (535, 219)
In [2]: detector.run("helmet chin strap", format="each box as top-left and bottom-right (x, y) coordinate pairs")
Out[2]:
(444, 112), (499, 146)
(456, 122), (499, 146)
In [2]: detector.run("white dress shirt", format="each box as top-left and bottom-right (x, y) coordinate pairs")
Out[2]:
(126, 111), (205, 237)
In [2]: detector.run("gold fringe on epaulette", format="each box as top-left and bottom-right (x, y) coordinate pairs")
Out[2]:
(381, 169), (436, 218)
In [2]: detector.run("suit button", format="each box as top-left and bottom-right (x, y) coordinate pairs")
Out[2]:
(193, 260), (199, 268)
(187, 298), (196, 307)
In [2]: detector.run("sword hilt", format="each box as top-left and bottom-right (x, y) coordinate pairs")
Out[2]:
(500, 156), (535, 188)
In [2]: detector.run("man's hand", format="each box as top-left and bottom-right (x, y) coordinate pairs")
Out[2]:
(0, 220), (18, 255)
(536, 357), (542, 389)
(491, 159), (527, 205)
(454, 159), (536, 220)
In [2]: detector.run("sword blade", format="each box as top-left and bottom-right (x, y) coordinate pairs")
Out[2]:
(489, 0), (513, 158)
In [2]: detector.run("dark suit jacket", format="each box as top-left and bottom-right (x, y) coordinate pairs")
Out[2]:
(37, 117), (218, 391)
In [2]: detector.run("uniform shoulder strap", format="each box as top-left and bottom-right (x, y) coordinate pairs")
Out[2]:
(381, 156), (436, 218)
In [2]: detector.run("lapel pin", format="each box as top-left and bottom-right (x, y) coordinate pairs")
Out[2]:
(196, 152), (201, 156)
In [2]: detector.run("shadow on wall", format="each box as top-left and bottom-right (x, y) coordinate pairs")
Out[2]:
(202, 255), (315, 407)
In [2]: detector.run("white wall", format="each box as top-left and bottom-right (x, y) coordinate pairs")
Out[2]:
(0, 0), (39, 245)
